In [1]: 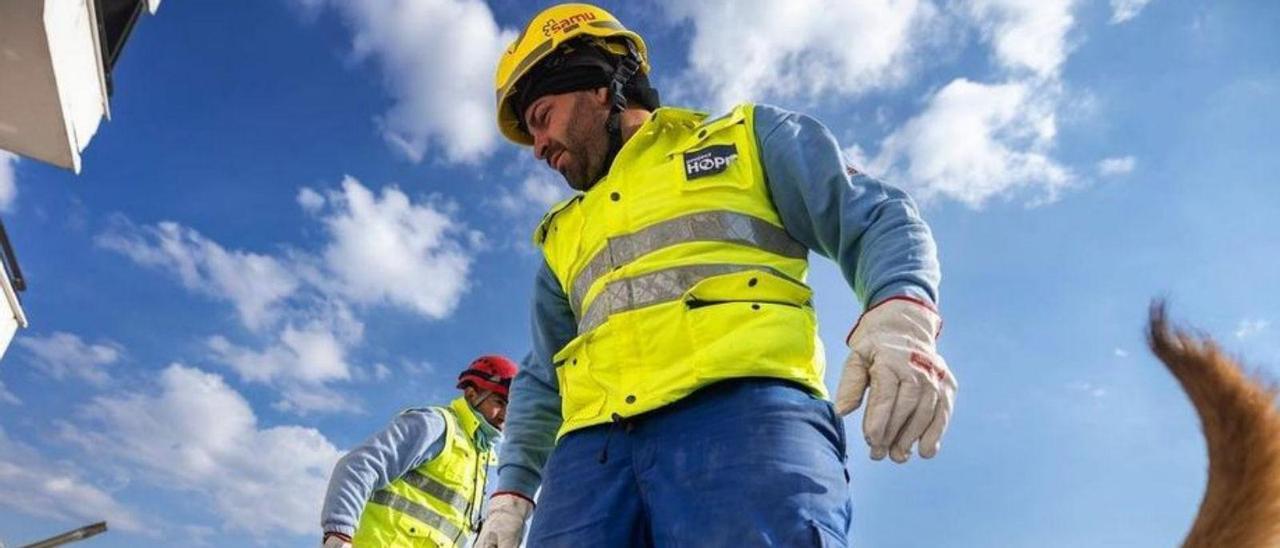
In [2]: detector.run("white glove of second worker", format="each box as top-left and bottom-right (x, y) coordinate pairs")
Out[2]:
(475, 493), (534, 548)
(836, 297), (957, 463)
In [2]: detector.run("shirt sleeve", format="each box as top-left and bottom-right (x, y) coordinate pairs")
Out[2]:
(320, 408), (449, 536)
(494, 261), (574, 500)
(752, 103), (941, 308)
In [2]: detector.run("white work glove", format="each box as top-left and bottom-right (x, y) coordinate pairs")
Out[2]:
(836, 297), (957, 463)
(475, 493), (534, 548)
(321, 532), (351, 548)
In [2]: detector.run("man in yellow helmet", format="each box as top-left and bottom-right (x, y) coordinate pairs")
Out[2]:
(320, 356), (517, 548)
(480, 4), (957, 546)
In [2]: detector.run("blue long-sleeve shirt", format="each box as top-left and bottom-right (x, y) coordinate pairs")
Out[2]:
(495, 103), (942, 499)
(320, 408), (448, 536)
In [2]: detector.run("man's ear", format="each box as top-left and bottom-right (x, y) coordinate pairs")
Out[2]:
(592, 87), (611, 106)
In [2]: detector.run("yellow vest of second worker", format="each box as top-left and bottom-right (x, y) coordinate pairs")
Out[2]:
(536, 104), (827, 438)
(352, 398), (494, 548)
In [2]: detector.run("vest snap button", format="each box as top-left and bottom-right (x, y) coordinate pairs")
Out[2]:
(748, 277), (758, 287)
(610, 191), (621, 201)
(698, 129), (707, 138)
(625, 394), (636, 404)
(752, 304), (761, 310)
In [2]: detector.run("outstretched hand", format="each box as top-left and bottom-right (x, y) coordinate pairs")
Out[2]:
(836, 297), (957, 463)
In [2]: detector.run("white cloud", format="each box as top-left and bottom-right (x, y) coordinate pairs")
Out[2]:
(100, 176), (475, 414)
(1235, 318), (1269, 340)
(859, 0), (1083, 208)
(209, 324), (349, 385)
(658, 0), (1088, 209)
(492, 173), (569, 218)
(484, 156), (574, 251)
(58, 364), (342, 537)
(306, 176), (476, 319)
(1113, 348), (1129, 358)
(662, 0), (937, 108)
(0, 427), (144, 532)
(207, 313), (363, 415)
(0, 151), (16, 211)
(272, 382), (362, 415)
(1097, 155), (1136, 176)
(97, 220), (300, 331)
(403, 360), (434, 377)
(0, 380), (18, 405)
(869, 78), (1072, 208)
(16, 332), (122, 386)
(1067, 380), (1107, 399)
(1109, 0), (1154, 24)
(288, 0), (325, 18)
(299, 0), (515, 163)
(962, 0), (1078, 78)
(97, 219), (361, 413)
(297, 186), (325, 213)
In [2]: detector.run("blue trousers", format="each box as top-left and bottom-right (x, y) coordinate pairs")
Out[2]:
(527, 378), (852, 547)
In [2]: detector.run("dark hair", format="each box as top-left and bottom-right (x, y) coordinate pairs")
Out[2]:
(512, 39), (660, 129)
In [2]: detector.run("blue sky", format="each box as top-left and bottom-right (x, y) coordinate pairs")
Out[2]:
(1, 0), (1277, 546)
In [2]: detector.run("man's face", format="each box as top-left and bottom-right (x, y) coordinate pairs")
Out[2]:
(523, 88), (611, 191)
(465, 387), (508, 430)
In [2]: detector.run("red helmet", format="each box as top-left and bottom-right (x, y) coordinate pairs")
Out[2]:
(457, 355), (518, 398)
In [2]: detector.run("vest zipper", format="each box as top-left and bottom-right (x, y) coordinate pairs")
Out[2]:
(467, 437), (488, 537)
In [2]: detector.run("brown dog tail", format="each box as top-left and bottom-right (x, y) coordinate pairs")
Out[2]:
(1147, 301), (1280, 548)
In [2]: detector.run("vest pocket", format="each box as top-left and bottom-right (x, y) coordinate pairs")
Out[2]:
(394, 515), (434, 541)
(384, 498), (458, 547)
(681, 268), (812, 306)
(681, 270), (819, 383)
(433, 447), (473, 490)
(552, 331), (607, 426)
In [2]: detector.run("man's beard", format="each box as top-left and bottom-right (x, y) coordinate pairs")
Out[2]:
(561, 101), (610, 191)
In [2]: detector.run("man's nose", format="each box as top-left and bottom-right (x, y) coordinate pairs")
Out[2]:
(532, 132), (549, 161)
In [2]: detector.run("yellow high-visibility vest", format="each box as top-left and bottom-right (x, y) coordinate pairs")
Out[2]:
(352, 397), (494, 547)
(535, 104), (827, 438)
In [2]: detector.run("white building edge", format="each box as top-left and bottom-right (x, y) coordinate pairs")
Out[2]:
(0, 0), (162, 358)
(0, 220), (26, 360)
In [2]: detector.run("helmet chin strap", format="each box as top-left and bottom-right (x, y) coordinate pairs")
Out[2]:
(600, 40), (642, 180)
(470, 389), (493, 408)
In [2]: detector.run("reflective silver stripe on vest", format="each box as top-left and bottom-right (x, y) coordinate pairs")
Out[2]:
(369, 489), (463, 540)
(570, 211), (806, 314)
(402, 470), (468, 509)
(577, 263), (802, 333)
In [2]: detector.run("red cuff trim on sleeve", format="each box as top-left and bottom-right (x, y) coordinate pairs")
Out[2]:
(324, 531), (353, 543)
(492, 490), (536, 507)
(845, 295), (941, 345)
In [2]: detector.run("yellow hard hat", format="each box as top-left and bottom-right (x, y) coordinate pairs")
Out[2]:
(494, 3), (649, 146)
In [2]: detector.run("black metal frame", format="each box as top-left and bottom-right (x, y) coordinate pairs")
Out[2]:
(93, 0), (148, 97)
(0, 217), (26, 294)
